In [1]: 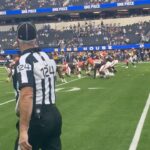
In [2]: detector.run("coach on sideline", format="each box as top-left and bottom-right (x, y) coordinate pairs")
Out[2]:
(13, 22), (62, 150)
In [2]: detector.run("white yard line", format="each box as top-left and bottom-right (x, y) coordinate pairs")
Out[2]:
(129, 93), (150, 150)
(0, 99), (15, 106)
(56, 76), (85, 87)
(0, 77), (85, 106)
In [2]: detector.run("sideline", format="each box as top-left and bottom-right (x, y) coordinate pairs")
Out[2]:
(0, 77), (85, 106)
(56, 76), (85, 87)
(129, 93), (150, 150)
(0, 99), (15, 106)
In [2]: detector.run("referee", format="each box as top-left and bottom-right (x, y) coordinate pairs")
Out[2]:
(13, 22), (62, 150)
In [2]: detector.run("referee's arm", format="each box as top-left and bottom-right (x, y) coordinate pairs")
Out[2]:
(16, 58), (34, 149)
(19, 87), (33, 150)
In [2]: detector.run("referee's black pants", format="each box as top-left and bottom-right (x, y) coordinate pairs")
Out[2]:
(14, 104), (62, 150)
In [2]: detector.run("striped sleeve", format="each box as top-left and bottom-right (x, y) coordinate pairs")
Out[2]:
(16, 53), (34, 90)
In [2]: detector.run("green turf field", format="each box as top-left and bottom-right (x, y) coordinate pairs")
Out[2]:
(1, 63), (150, 150)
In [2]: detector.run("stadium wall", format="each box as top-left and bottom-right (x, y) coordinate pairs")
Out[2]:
(2, 43), (150, 55)
(0, 16), (150, 31)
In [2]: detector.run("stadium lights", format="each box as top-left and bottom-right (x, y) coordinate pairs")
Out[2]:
(70, 13), (79, 16)
(143, 8), (150, 10)
(117, 9), (128, 12)
(47, 14), (55, 17)
(93, 11), (101, 14)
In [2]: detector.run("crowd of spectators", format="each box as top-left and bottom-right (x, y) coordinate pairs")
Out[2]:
(0, 21), (149, 50)
(0, 0), (136, 11)
(55, 21), (150, 48)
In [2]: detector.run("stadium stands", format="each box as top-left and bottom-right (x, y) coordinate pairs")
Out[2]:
(0, 19), (149, 50)
(0, 0), (137, 11)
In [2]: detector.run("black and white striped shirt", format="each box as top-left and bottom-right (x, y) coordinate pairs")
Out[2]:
(14, 48), (56, 113)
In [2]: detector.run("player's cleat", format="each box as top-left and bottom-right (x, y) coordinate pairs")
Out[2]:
(96, 72), (99, 77)
(63, 79), (68, 83)
(61, 78), (63, 82)
(108, 72), (115, 77)
(78, 74), (81, 79)
(6, 77), (11, 82)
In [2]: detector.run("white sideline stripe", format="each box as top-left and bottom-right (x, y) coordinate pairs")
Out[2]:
(56, 76), (85, 87)
(129, 93), (150, 150)
(0, 77), (85, 106)
(0, 99), (15, 106)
